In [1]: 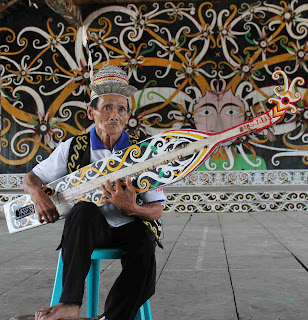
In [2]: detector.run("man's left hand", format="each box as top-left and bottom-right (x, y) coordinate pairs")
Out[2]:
(100, 176), (137, 215)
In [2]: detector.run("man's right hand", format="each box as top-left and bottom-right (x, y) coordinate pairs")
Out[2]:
(23, 171), (59, 224)
(31, 190), (59, 223)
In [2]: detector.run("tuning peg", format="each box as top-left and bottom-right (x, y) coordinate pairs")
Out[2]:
(267, 127), (276, 142)
(259, 101), (269, 113)
(250, 105), (258, 117)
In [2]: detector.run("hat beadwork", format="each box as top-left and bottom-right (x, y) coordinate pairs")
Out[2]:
(90, 65), (138, 101)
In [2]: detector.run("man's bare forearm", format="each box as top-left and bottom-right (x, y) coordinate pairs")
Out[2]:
(23, 171), (43, 195)
(127, 201), (163, 221)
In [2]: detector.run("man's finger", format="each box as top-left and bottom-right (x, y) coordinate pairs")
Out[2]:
(35, 310), (47, 319)
(101, 184), (112, 201)
(46, 211), (55, 223)
(39, 307), (52, 315)
(54, 211), (60, 221)
(126, 176), (131, 185)
(39, 213), (48, 224)
(42, 206), (58, 223)
(102, 197), (112, 204)
(50, 211), (59, 223)
(104, 180), (114, 193)
(126, 176), (135, 192)
(115, 179), (122, 191)
(100, 183), (109, 194)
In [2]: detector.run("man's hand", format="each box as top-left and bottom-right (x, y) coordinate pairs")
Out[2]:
(31, 190), (59, 223)
(100, 176), (137, 215)
(100, 176), (163, 221)
(23, 171), (59, 224)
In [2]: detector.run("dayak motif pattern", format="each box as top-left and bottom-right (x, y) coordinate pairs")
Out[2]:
(1, 171), (308, 215)
(1, 1), (308, 173)
(162, 192), (308, 213)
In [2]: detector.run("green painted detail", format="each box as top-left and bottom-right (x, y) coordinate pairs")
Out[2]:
(179, 35), (186, 47)
(245, 32), (255, 45)
(280, 37), (291, 51)
(136, 80), (157, 113)
(2, 89), (21, 102)
(140, 41), (157, 57)
(196, 152), (267, 171)
(158, 169), (164, 178)
(151, 146), (158, 153)
(150, 169), (164, 188)
(140, 143), (158, 153)
(147, 91), (178, 109)
(150, 180), (160, 188)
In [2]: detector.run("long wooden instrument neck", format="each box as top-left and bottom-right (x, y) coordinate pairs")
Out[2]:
(55, 111), (272, 204)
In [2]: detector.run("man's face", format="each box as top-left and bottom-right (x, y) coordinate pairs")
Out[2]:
(87, 94), (131, 138)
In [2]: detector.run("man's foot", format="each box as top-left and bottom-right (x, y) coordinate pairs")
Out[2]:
(34, 303), (79, 320)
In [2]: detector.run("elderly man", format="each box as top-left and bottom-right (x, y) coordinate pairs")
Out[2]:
(23, 65), (165, 320)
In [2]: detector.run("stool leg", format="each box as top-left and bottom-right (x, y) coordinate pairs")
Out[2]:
(134, 300), (152, 320)
(134, 305), (145, 320)
(143, 300), (152, 320)
(50, 251), (63, 306)
(86, 259), (101, 318)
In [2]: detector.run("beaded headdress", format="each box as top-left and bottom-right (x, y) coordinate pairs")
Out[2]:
(90, 65), (138, 102)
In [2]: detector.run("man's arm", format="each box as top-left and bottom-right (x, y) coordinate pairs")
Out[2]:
(126, 201), (163, 221)
(100, 177), (163, 221)
(23, 171), (59, 223)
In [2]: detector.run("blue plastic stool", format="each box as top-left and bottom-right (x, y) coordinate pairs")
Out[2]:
(50, 248), (152, 320)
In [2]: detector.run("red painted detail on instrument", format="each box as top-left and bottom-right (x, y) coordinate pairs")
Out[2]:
(282, 97), (289, 105)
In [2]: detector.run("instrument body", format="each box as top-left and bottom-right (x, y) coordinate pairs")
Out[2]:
(3, 70), (304, 233)
(4, 129), (212, 233)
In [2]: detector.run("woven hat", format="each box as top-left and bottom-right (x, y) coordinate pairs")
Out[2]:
(90, 65), (138, 101)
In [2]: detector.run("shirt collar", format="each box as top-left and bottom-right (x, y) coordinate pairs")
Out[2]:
(90, 127), (130, 151)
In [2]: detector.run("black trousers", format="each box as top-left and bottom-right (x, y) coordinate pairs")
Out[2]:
(58, 201), (156, 320)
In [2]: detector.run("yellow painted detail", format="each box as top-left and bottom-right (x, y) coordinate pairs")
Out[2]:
(106, 145), (141, 171)
(178, 147), (210, 180)
(67, 134), (89, 173)
(143, 221), (159, 238)
(71, 166), (106, 186)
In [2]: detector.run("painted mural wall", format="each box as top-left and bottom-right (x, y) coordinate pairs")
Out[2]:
(1, 0), (308, 174)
